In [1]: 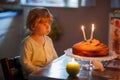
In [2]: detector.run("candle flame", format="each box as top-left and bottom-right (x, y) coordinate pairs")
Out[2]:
(92, 24), (95, 31)
(81, 25), (84, 30)
(71, 58), (77, 63)
(72, 58), (75, 62)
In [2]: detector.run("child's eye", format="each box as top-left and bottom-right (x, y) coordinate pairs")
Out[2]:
(38, 20), (42, 23)
(43, 23), (47, 26)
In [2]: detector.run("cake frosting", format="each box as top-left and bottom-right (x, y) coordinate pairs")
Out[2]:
(72, 39), (109, 57)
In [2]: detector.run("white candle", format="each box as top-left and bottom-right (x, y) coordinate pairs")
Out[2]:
(90, 24), (95, 41)
(81, 25), (87, 41)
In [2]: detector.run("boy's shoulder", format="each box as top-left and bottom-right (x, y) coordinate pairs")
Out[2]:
(22, 36), (32, 43)
(24, 36), (31, 40)
(45, 36), (52, 41)
(45, 35), (50, 38)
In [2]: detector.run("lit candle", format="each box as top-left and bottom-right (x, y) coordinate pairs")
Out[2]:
(90, 24), (95, 41)
(66, 58), (80, 76)
(81, 25), (87, 41)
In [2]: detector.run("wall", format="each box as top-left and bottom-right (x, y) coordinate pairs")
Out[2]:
(0, 14), (23, 59)
(49, 0), (113, 56)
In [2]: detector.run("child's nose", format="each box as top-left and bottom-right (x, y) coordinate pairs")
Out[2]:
(47, 25), (50, 29)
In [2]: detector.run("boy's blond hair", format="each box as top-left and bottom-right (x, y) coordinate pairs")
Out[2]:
(26, 7), (53, 31)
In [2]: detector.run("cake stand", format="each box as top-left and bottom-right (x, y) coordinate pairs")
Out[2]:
(64, 48), (118, 71)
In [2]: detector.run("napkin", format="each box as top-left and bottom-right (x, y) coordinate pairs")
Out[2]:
(93, 61), (105, 71)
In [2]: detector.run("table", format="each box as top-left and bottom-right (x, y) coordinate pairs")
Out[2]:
(29, 54), (120, 80)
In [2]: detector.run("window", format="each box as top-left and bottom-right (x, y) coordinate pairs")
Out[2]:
(20, 0), (79, 8)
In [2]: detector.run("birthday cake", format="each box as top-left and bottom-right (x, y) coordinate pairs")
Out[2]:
(72, 39), (109, 57)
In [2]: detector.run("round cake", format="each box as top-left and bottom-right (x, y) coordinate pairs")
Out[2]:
(72, 39), (109, 57)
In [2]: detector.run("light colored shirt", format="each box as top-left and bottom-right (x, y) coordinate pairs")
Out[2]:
(20, 35), (58, 74)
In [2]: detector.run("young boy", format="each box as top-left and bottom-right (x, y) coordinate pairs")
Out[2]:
(20, 7), (58, 75)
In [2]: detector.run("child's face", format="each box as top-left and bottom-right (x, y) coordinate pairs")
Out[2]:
(33, 22), (51, 36)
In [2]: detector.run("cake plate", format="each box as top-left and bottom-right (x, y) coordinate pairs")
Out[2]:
(64, 48), (118, 71)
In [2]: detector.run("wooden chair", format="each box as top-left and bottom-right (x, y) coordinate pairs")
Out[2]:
(0, 56), (26, 80)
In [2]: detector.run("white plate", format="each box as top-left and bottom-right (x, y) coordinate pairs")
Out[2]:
(65, 48), (117, 61)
